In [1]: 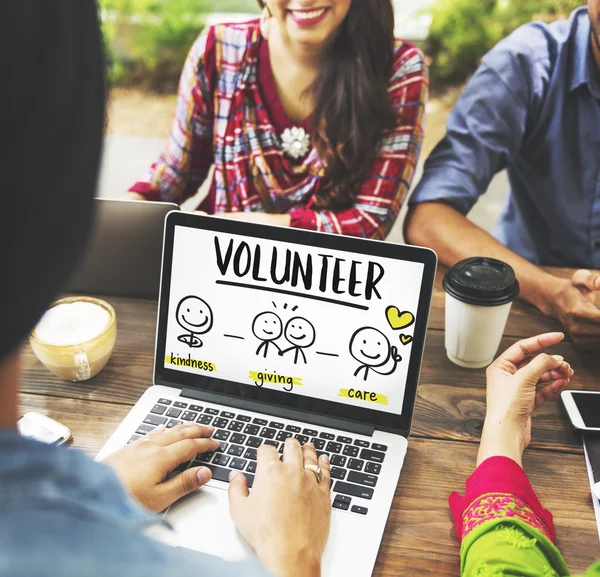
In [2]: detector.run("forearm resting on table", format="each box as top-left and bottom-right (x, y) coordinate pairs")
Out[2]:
(124, 192), (146, 201)
(219, 212), (292, 227)
(121, 195), (290, 226)
(405, 202), (560, 315)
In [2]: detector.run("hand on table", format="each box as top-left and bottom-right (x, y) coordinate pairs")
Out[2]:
(219, 211), (292, 227)
(478, 332), (574, 467)
(123, 192), (146, 201)
(546, 270), (600, 349)
(104, 423), (218, 512)
(229, 440), (331, 577)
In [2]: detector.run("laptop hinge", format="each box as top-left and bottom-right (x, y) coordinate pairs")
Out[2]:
(180, 387), (375, 437)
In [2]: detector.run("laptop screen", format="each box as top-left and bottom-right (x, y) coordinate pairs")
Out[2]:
(155, 214), (436, 434)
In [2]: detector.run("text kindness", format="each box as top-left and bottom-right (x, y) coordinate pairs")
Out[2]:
(214, 236), (385, 301)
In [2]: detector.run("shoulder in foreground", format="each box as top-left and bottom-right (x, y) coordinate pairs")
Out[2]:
(487, 6), (588, 66)
(206, 17), (260, 43)
(390, 39), (427, 81)
(209, 17), (261, 36)
(188, 18), (260, 67)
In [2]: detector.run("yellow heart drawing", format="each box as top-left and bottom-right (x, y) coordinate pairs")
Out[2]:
(386, 306), (415, 330)
(400, 334), (413, 346)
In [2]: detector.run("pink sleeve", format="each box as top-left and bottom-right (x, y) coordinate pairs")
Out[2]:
(289, 42), (428, 239)
(449, 456), (556, 544)
(129, 29), (217, 204)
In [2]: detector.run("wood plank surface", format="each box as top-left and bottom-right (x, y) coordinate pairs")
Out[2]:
(19, 267), (600, 575)
(17, 391), (600, 575)
(19, 392), (132, 456)
(21, 318), (598, 454)
(379, 438), (598, 576)
(411, 331), (600, 453)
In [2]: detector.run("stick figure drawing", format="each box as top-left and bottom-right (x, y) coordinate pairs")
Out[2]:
(252, 311), (283, 358)
(349, 327), (401, 381)
(278, 316), (316, 365)
(176, 296), (214, 348)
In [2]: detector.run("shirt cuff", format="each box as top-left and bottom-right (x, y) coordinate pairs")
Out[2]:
(290, 208), (318, 231)
(129, 182), (162, 202)
(448, 456), (556, 544)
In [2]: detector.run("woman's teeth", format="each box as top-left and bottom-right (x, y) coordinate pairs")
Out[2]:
(290, 8), (327, 20)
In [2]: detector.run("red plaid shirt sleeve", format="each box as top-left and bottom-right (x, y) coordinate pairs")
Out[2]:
(129, 30), (216, 203)
(290, 43), (428, 239)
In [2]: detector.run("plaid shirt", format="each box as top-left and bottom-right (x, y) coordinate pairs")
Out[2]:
(130, 20), (428, 239)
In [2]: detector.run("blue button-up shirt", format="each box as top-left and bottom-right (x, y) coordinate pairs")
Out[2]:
(410, 7), (600, 268)
(0, 429), (270, 577)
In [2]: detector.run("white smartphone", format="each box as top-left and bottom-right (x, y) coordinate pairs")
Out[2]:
(561, 390), (600, 432)
(17, 412), (72, 446)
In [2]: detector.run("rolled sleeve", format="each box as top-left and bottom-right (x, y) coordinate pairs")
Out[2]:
(410, 45), (535, 214)
(290, 207), (318, 231)
(449, 456), (556, 544)
(408, 164), (481, 215)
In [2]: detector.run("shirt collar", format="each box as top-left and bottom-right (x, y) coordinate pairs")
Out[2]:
(569, 7), (596, 93)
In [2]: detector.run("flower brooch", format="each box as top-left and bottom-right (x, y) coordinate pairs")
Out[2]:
(280, 126), (311, 159)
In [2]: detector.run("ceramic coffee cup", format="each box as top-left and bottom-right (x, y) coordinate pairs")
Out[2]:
(30, 296), (117, 381)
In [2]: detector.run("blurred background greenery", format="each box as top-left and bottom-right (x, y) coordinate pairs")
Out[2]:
(426, 0), (584, 84)
(99, 0), (588, 239)
(99, 0), (585, 90)
(99, 0), (260, 90)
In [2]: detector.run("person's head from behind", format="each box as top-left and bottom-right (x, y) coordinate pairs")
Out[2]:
(0, 1), (104, 418)
(257, 0), (399, 212)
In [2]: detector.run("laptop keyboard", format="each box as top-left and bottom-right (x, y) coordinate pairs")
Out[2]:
(128, 397), (389, 515)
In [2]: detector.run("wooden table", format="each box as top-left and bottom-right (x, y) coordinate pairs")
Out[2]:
(19, 267), (600, 575)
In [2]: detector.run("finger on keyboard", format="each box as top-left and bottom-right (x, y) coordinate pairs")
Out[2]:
(282, 436), (303, 467)
(256, 443), (280, 473)
(318, 453), (331, 491)
(302, 442), (319, 472)
(165, 437), (220, 467)
(155, 423), (215, 446)
(145, 424), (166, 437)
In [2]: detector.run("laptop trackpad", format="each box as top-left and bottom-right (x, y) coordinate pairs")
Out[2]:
(159, 484), (253, 561)
(155, 484), (380, 576)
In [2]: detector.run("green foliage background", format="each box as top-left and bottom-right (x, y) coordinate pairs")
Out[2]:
(426, 0), (586, 84)
(100, 0), (586, 88)
(99, 0), (260, 87)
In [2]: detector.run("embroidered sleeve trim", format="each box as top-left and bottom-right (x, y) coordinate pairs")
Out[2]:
(462, 492), (553, 542)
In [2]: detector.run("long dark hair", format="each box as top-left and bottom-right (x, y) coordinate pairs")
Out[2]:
(1, 0), (105, 359)
(258, 0), (397, 210)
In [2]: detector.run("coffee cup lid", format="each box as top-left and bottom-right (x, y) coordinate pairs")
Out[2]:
(442, 257), (520, 307)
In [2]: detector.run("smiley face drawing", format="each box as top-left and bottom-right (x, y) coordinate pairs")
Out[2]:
(176, 296), (214, 348)
(252, 311), (283, 358)
(279, 316), (316, 364)
(349, 327), (402, 381)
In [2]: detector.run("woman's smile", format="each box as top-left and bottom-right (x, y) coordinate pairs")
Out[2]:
(286, 6), (331, 27)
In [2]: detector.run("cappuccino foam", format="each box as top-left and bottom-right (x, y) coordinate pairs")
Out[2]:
(35, 302), (110, 346)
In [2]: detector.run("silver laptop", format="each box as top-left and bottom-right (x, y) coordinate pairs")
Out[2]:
(96, 212), (437, 576)
(66, 198), (179, 299)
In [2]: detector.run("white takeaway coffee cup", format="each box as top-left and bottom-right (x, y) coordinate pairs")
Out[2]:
(443, 257), (520, 369)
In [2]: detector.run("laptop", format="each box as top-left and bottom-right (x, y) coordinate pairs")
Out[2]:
(66, 198), (179, 299)
(96, 212), (437, 576)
